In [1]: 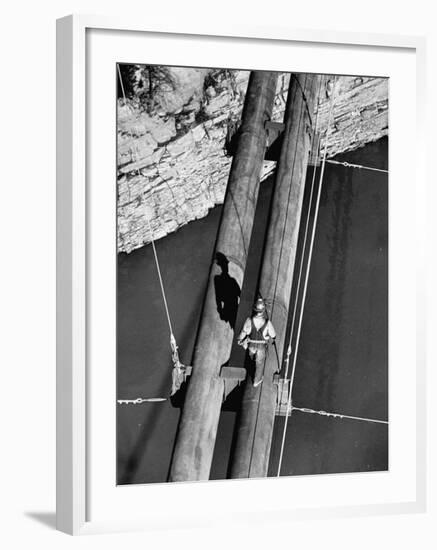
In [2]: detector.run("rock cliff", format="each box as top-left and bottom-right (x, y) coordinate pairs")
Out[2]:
(117, 69), (387, 253)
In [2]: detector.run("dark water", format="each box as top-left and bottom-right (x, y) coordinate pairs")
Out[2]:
(117, 138), (388, 484)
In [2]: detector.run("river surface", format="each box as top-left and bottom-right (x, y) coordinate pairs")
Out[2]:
(117, 138), (388, 484)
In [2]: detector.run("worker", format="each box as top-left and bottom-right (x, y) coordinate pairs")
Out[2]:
(237, 297), (276, 387)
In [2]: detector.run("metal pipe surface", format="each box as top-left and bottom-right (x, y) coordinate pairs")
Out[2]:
(169, 71), (278, 482)
(230, 74), (321, 479)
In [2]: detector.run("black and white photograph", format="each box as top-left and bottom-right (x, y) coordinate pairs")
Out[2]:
(1, 0), (433, 544)
(116, 65), (389, 484)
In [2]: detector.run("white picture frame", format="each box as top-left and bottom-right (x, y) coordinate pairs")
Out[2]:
(56, 14), (427, 535)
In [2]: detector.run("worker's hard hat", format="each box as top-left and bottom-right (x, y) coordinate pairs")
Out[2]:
(253, 298), (266, 313)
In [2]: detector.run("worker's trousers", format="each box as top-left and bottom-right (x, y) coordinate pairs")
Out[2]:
(248, 343), (268, 385)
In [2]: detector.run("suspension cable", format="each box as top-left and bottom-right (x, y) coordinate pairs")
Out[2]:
(146, 217), (175, 337)
(290, 406), (388, 425)
(281, 78), (324, 382)
(248, 74), (309, 477)
(276, 76), (338, 477)
(117, 64), (175, 339)
(326, 159), (388, 173)
(118, 397), (167, 404)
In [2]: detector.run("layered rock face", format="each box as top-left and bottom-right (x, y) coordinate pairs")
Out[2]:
(316, 76), (388, 159)
(117, 69), (387, 253)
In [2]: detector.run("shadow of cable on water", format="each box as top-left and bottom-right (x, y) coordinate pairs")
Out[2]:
(24, 511), (56, 530)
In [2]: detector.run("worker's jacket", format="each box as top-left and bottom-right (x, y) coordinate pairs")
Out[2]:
(238, 316), (276, 351)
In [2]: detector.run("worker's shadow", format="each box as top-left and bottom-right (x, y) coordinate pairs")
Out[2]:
(171, 252), (241, 409)
(214, 252), (241, 330)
